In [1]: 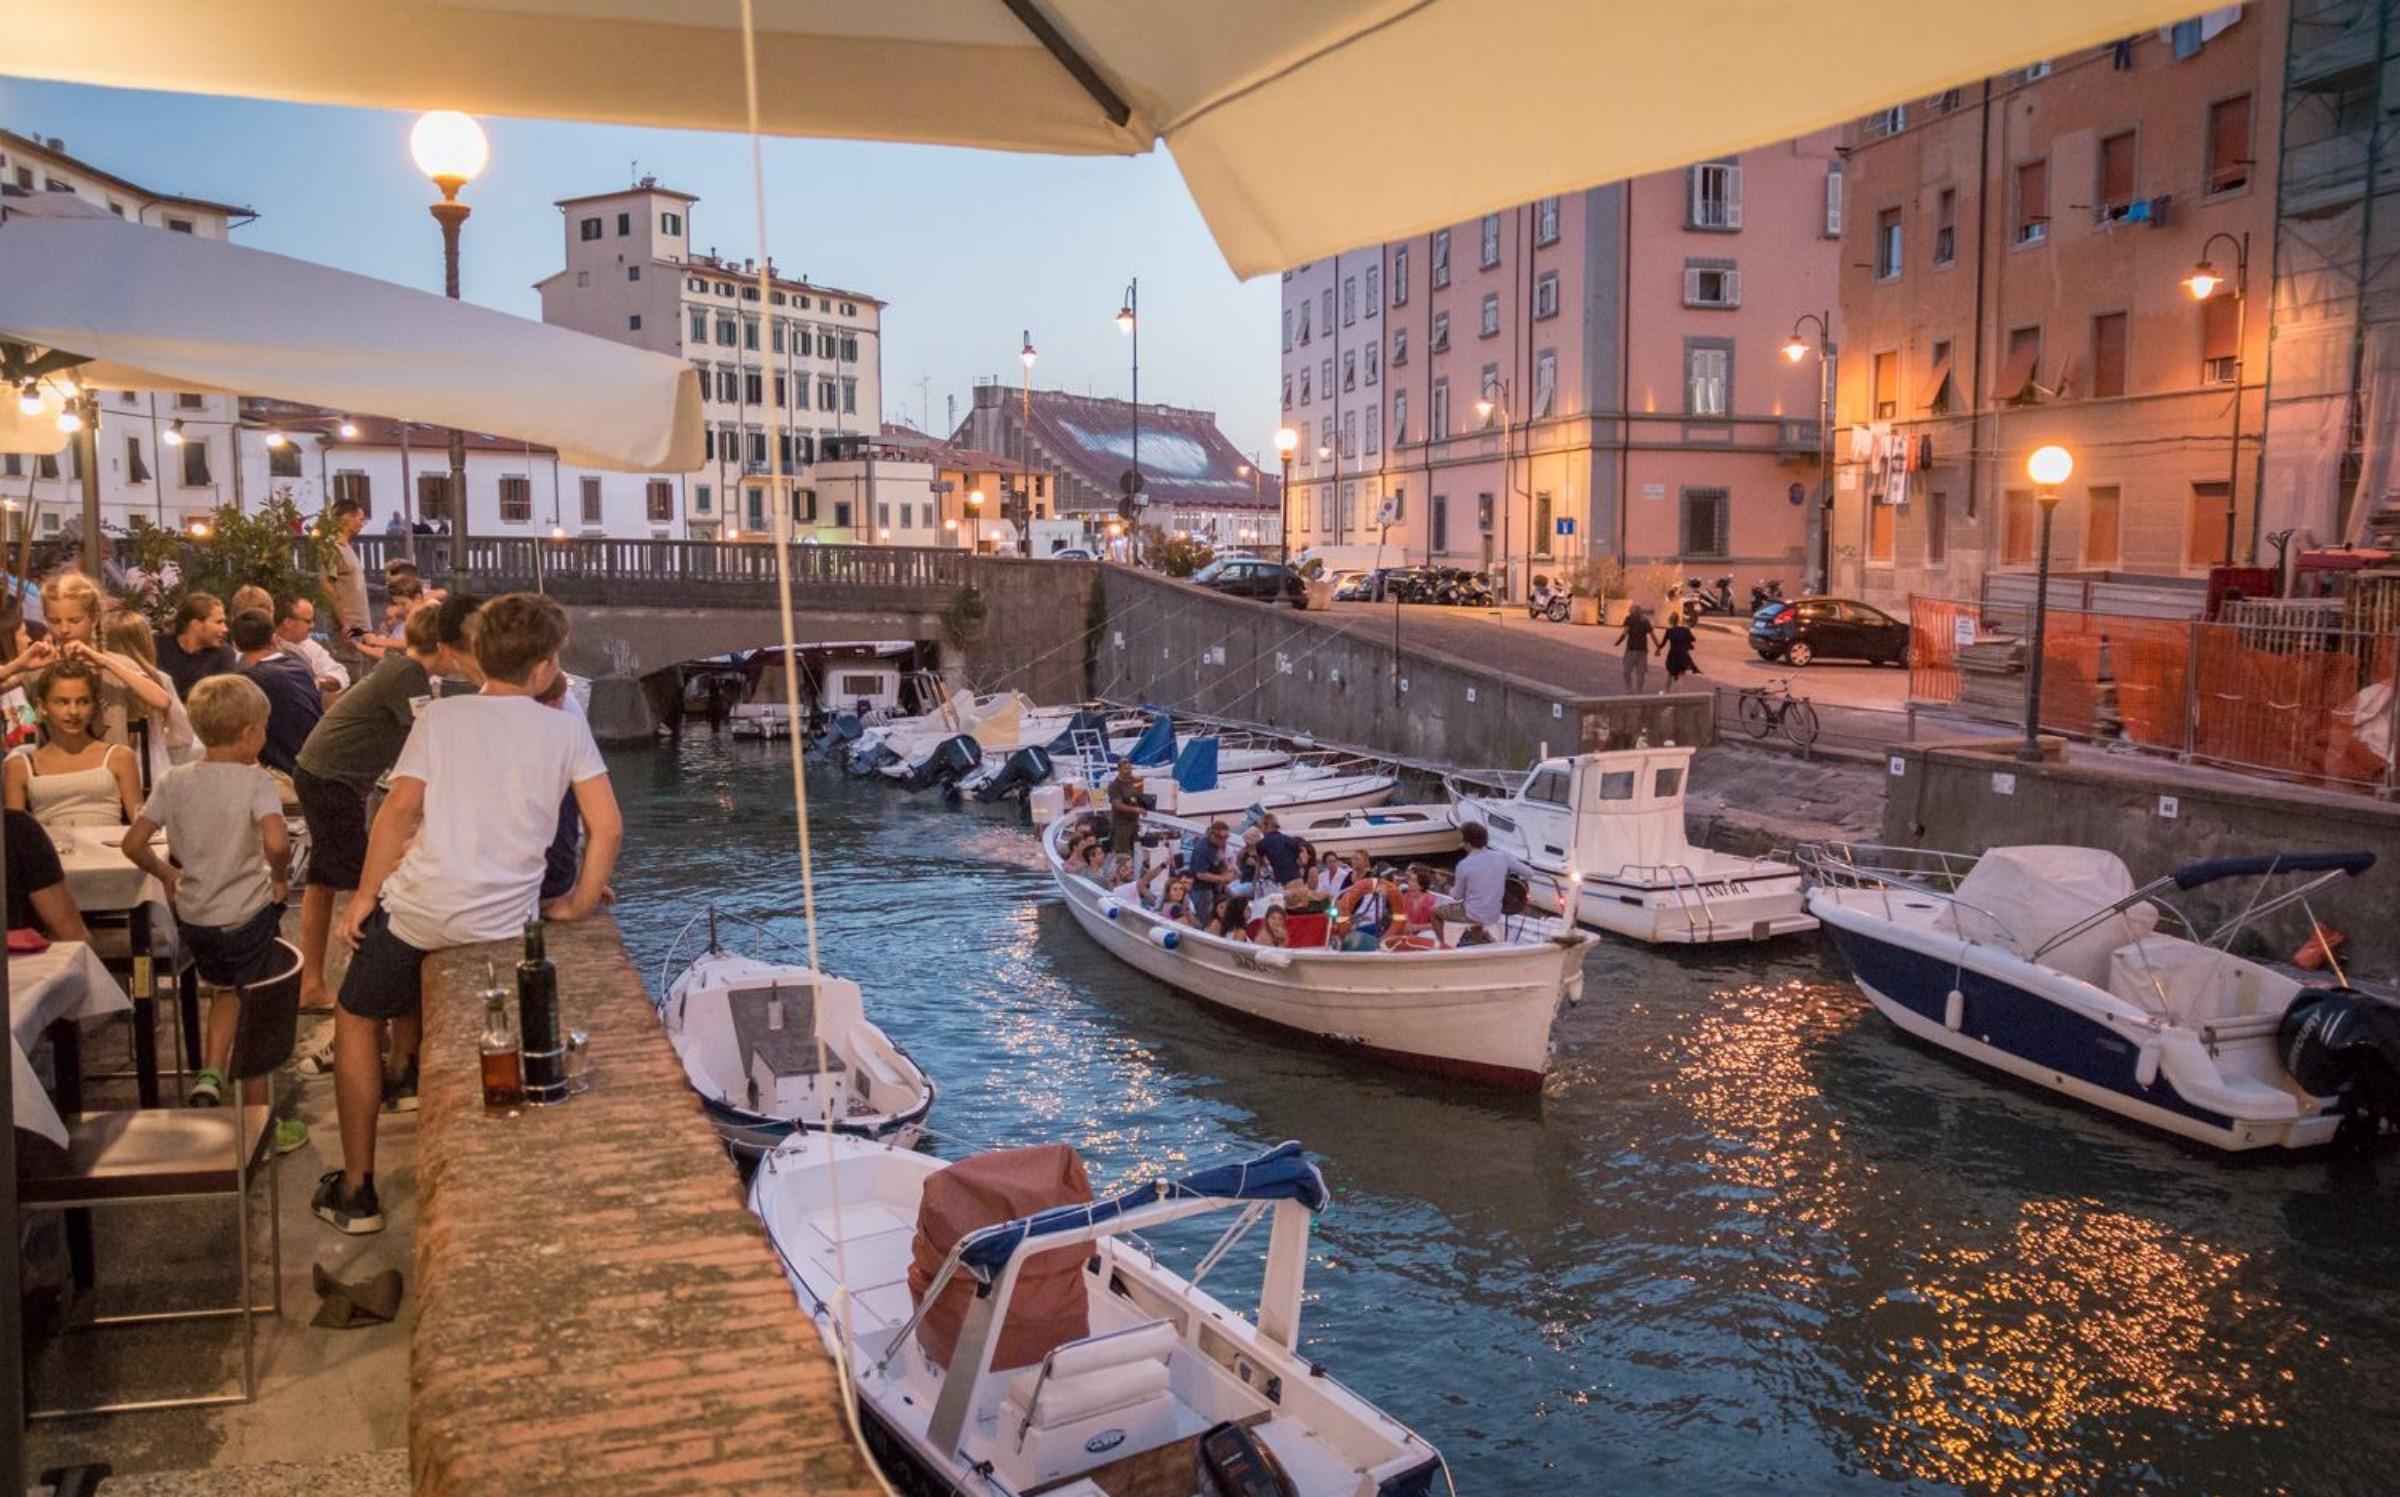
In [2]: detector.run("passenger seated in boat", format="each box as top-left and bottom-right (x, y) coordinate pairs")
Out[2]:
(1207, 892), (1252, 941)
(1383, 867), (1443, 950)
(1312, 847), (1354, 901)
(1253, 906), (1291, 948)
(1432, 820), (1521, 945)
(1331, 855), (1396, 951)
(1110, 858), (1167, 910)
(1279, 878), (1326, 914)
(1073, 842), (1108, 880)
(1158, 873), (1200, 925)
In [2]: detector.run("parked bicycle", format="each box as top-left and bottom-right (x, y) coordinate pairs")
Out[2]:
(1736, 678), (1821, 748)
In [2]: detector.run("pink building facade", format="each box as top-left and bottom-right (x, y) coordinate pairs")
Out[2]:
(1278, 132), (1843, 597)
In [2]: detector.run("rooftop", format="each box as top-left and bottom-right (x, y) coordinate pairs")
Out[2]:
(0, 127), (255, 219)
(968, 388), (1281, 510)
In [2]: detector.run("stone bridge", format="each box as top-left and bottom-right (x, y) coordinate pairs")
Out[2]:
(350, 536), (1097, 736)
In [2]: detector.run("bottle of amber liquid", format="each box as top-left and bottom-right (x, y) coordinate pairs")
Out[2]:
(479, 989), (525, 1110)
(518, 920), (567, 1105)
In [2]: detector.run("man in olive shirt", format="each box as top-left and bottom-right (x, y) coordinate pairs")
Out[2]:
(322, 499), (377, 681)
(290, 593), (480, 1009)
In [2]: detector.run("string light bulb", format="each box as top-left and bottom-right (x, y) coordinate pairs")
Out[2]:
(161, 419), (186, 447)
(16, 384), (42, 417)
(264, 429), (289, 449)
(337, 416), (360, 439)
(56, 406), (83, 434)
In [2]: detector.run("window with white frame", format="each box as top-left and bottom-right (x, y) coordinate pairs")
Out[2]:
(499, 475), (532, 522)
(1281, 307), (1293, 351)
(1685, 343), (1730, 416)
(1431, 378), (1450, 439)
(1536, 197), (1561, 246)
(1320, 415), (1333, 453)
(1342, 276), (1356, 325)
(1365, 406), (1380, 453)
(1341, 410), (1356, 459)
(581, 475), (603, 523)
(1365, 340), (1380, 385)
(1300, 368), (1311, 405)
(1689, 161), (1743, 229)
(1534, 348), (1557, 417)
(1282, 374), (1293, 409)
(690, 308), (708, 342)
(1393, 327), (1409, 365)
(1479, 213), (1501, 267)
(1297, 297), (1311, 343)
(647, 479), (674, 522)
(1343, 350), (1357, 390)
(1392, 245), (1409, 305)
(1364, 264), (1381, 313)
(1824, 164), (1844, 238)
(1480, 294), (1500, 337)
(1683, 259), (1740, 308)
(1321, 287), (1333, 331)
(1431, 312), (1450, 351)
(1393, 388), (1409, 443)
(1432, 229), (1451, 287)
(1534, 270), (1560, 320)
(332, 470), (370, 507)
(1320, 358), (1333, 397)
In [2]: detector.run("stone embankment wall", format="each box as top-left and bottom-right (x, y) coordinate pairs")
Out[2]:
(1088, 568), (1713, 773)
(1887, 739), (2400, 972)
(411, 915), (876, 1496)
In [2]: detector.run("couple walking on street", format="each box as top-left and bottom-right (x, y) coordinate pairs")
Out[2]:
(1613, 604), (1699, 696)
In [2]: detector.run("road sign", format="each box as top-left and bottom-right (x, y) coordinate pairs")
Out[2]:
(1953, 616), (1975, 647)
(1555, 516), (1576, 535)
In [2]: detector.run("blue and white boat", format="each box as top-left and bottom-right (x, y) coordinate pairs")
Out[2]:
(752, 1134), (1445, 1497)
(1803, 842), (2396, 1152)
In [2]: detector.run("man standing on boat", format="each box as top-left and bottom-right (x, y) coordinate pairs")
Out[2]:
(1107, 759), (1145, 856)
(1433, 821), (1521, 944)
(1189, 820), (1236, 923)
(1255, 812), (1302, 886)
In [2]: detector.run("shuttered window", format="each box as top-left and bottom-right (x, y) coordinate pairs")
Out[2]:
(2208, 95), (2252, 193)
(1872, 351), (1899, 418)
(2014, 159), (2049, 244)
(2091, 312), (2129, 398)
(2201, 294), (2240, 384)
(2086, 485), (2121, 565)
(2098, 132), (2136, 216)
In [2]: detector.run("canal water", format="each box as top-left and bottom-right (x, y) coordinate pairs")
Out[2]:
(606, 734), (2400, 1495)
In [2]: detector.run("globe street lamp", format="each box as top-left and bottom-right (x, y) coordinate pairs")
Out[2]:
(1783, 310), (1835, 594)
(2018, 444), (2074, 764)
(2183, 232), (2251, 564)
(1474, 381), (1517, 603)
(967, 486), (985, 553)
(411, 109), (487, 575)
(1116, 281), (1141, 556)
(1017, 330), (1038, 555)
(1273, 425), (1300, 580)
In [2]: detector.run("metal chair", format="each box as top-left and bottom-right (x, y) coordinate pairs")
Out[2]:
(18, 937), (302, 1417)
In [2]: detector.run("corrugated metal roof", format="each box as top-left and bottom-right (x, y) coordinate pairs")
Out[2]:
(1017, 389), (1276, 509)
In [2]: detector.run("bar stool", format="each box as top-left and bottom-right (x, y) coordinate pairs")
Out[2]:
(18, 938), (302, 1417)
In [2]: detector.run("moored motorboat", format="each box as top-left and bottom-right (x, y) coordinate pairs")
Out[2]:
(1033, 739), (1398, 828)
(1448, 744), (1817, 945)
(1804, 842), (2400, 1151)
(659, 918), (936, 1159)
(1245, 802), (1464, 861)
(751, 1133), (1445, 1497)
(1043, 814), (1589, 1088)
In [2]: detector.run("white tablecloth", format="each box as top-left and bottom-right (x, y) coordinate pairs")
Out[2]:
(52, 829), (166, 915)
(8, 940), (132, 1146)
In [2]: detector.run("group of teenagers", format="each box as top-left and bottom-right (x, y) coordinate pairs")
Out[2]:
(1062, 760), (1529, 951)
(0, 496), (620, 1240)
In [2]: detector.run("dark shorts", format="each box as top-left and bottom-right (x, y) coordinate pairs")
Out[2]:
(181, 902), (287, 989)
(337, 905), (427, 1022)
(295, 765), (369, 891)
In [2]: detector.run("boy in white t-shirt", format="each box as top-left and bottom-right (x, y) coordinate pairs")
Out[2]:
(317, 594), (622, 1235)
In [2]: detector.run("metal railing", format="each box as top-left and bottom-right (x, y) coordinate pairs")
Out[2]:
(341, 535), (1049, 608)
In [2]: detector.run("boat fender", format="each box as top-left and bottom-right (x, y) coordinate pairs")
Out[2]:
(1943, 990), (1964, 1031)
(1149, 926), (1181, 951)
(2134, 1042), (2161, 1090)
(1102, 902), (1121, 921)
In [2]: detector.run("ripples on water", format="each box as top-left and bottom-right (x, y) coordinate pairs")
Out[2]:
(607, 736), (2400, 1494)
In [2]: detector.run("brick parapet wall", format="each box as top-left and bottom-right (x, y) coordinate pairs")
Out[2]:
(410, 915), (877, 1495)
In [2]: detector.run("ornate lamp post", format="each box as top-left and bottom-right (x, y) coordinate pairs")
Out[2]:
(1017, 331), (1037, 555)
(2184, 233), (2252, 565)
(1116, 281), (1140, 556)
(967, 487), (985, 553)
(1474, 381), (1515, 602)
(2018, 444), (2074, 764)
(411, 110), (487, 575)
(1782, 310), (1835, 595)
(1273, 425), (1299, 578)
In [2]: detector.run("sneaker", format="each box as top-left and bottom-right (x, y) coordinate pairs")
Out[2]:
(312, 1170), (384, 1235)
(296, 1043), (336, 1077)
(272, 1117), (310, 1156)
(186, 1067), (224, 1107)
(381, 1066), (419, 1114)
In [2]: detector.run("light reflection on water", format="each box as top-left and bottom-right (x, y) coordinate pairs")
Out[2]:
(607, 735), (2400, 1493)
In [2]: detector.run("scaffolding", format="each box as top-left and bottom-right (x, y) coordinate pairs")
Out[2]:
(2266, 0), (2400, 550)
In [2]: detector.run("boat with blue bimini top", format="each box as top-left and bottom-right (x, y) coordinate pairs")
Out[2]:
(751, 1133), (1447, 1497)
(658, 911), (936, 1160)
(1803, 842), (2400, 1152)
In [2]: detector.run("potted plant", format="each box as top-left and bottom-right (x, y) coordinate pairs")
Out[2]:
(1563, 556), (1622, 625)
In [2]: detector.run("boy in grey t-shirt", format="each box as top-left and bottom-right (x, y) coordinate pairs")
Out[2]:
(122, 677), (299, 1143)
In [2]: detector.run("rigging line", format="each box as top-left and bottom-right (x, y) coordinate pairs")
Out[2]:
(736, 1), (893, 1490)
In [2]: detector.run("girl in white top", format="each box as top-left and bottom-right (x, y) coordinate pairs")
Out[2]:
(4, 658), (143, 833)
(13, 573), (174, 756)
(102, 610), (196, 783)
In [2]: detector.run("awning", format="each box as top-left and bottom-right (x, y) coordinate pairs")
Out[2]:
(1917, 349), (1955, 413)
(0, 192), (702, 471)
(1995, 338), (2044, 404)
(10, 0), (2215, 278)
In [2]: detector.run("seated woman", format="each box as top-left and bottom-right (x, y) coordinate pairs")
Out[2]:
(1253, 906), (1291, 949)
(1074, 842), (1108, 880)
(1331, 855), (1397, 952)
(1158, 873), (1200, 925)
(1383, 867), (1444, 949)
(3, 660), (143, 837)
(1312, 846), (1354, 902)
(1206, 892), (1252, 942)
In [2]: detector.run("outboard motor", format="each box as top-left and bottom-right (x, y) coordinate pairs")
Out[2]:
(1194, 1420), (1296, 1497)
(2279, 987), (2400, 1145)
(807, 710), (862, 761)
(901, 733), (982, 793)
(974, 745), (1054, 803)
(845, 740), (898, 777)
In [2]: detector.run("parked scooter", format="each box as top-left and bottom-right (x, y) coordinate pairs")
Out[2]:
(1527, 575), (1572, 623)
(1749, 578), (1788, 612)
(1684, 574), (1738, 617)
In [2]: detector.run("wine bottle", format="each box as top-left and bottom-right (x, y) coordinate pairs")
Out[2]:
(517, 920), (566, 1104)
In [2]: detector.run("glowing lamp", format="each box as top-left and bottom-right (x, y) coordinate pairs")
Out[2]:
(2026, 445), (2074, 488)
(410, 110), (489, 190)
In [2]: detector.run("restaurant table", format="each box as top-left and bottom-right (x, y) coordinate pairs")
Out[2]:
(51, 826), (179, 1105)
(8, 939), (132, 1146)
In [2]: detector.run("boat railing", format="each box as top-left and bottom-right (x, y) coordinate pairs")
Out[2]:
(656, 905), (813, 1001)
(1794, 842), (2024, 945)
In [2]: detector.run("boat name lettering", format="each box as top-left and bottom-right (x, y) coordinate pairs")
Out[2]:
(1085, 1429), (1128, 1454)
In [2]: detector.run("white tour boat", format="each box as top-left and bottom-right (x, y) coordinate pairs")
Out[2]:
(1447, 744), (1817, 945)
(1033, 739), (1397, 830)
(1242, 802), (1464, 862)
(658, 917), (936, 1160)
(1044, 815), (1590, 1089)
(1804, 843), (2400, 1152)
(751, 1133), (1446, 1497)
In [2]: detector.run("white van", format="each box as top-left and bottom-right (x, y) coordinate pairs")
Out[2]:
(1292, 543), (1402, 579)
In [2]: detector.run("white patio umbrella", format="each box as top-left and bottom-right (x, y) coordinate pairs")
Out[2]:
(13, 0), (2214, 275)
(0, 191), (703, 472)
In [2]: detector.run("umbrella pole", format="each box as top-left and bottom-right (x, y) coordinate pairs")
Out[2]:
(75, 390), (101, 580)
(0, 813), (24, 1497)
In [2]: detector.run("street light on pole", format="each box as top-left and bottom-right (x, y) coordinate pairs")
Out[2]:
(1474, 380), (1516, 603)
(2184, 232), (2252, 564)
(411, 109), (487, 577)
(967, 487), (985, 554)
(2018, 444), (2074, 764)
(1116, 280), (1141, 556)
(1273, 426), (1299, 578)
(1017, 330), (1037, 555)
(1782, 309), (1835, 595)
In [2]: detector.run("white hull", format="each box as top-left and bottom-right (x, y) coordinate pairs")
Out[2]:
(1045, 821), (1585, 1088)
(1258, 803), (1464, 861)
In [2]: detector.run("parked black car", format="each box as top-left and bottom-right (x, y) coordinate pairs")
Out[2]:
(1193, 557), (1308, 607)
(1749, 597), (1911, 667)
